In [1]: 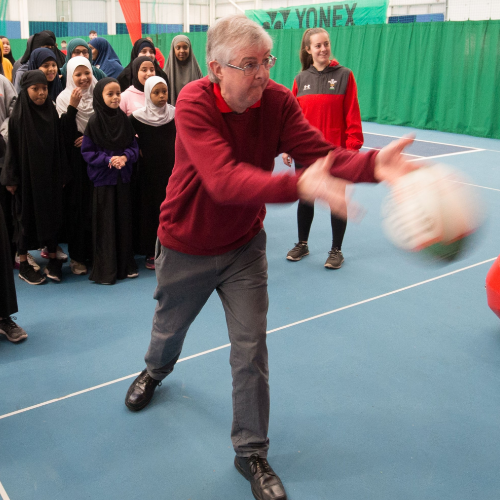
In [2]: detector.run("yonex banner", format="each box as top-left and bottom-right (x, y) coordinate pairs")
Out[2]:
(246, 1), (389, 29)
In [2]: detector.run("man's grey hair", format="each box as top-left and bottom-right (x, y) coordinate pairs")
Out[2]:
(206, 15), (273, 83)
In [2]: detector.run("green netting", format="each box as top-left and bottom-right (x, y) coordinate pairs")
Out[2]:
(8, 21), (500, 140)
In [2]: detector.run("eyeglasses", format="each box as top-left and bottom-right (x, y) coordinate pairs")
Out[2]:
(226, 55), (277, 76)
(73, 49), (89, 56)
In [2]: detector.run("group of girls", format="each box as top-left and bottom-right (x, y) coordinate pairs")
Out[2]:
(0, 34), (202, 290)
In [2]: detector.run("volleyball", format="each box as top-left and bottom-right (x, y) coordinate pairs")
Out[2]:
(381, 164), (485, 262)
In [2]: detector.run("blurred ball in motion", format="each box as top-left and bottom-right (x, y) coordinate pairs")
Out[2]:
(381, 164), (485, 262)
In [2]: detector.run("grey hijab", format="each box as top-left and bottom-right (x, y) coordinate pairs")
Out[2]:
(163, 35), (202, 105)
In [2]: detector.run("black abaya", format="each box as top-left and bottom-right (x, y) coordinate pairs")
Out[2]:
(90, 176), (137, 285)
(129, 115), (176, 256)
(0, 70), (68, 251)
(60, 105), (93, 263)
(0, 203), (17, 318)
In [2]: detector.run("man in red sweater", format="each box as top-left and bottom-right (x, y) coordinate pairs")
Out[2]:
(125, 14), (414, 500)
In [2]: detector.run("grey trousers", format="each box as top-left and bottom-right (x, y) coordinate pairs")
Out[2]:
(145, 230), (270, 457)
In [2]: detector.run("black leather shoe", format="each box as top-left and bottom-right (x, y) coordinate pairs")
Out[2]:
(125, 369), (161, 411)
(235, 454), (287, 500)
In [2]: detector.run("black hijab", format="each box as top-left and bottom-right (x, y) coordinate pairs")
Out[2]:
(28, 48), (63, 102)
(20, 31), (66, 67)
(117, 38), (169, 93)
(0, 36), (15, 65)
(132, 56), (154, 92)
(1, 70), (65, 246)
(84, 77), (136, 151)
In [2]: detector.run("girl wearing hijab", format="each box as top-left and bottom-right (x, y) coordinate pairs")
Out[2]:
(120, 56), (156, 116)
(81, 77), (139, 285)
(0, 40), (13, 82)
(60, 39), (107, 87)
(1, 36), (16, 66)
(89, 37), (123, 79)
(13, 31), (61, 91)
(0, 70), (68, 284)
(117, 38), (168, 92)
(164, 35), (202, 106)
(56, 56), (97, 276)
(28, 48), (63, 103)
(130, 76), (175, 269)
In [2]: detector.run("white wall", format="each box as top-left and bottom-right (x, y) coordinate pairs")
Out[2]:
(27, 0), (57, 21)
(71, 1), (107, 23)
(447, 0), (500, 21)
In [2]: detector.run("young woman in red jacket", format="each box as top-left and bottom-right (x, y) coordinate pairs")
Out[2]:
(284, 27), (363, 269)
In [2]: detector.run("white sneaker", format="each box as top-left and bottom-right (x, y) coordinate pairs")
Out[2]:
(15, 252), (41, 272)
(41, 245), (68, 262)
(70, 259), (88, 275)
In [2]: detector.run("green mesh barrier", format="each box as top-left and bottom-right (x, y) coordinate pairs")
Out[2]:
(8, 20), (500, 140)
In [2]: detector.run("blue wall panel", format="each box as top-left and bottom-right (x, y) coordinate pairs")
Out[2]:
(68, 22), (108, 37)
(0, 21), (21, 39)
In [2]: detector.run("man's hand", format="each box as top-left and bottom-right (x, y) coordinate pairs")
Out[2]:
(6, 185), (17, 195)
(374, 136), (418, 184)
(297, 152), (358, 220)
(282, 153), (292, 167)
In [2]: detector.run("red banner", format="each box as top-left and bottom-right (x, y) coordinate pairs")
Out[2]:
(118, 0), (142, 45)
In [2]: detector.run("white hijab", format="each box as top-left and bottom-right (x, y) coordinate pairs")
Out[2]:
(56, 56), (97, 133)
(132, 76), (175, 127)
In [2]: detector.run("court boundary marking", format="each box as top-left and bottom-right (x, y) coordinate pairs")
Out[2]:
(0, 480), (11, 500)
(363, 131), (485, 150)
(456, 181), (500, 193)
(0, 257), (495, 423)
(409, 149), (485, 162)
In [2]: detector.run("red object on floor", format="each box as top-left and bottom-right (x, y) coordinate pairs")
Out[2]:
(118, 0), (142, 45)
(486, 255), (500, 319)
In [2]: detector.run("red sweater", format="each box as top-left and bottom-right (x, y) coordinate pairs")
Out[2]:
(158, 76), (377, 256)
(292, 60), (363, 151)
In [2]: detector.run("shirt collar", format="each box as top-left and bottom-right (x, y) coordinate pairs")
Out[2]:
(213, 83), (261, 113)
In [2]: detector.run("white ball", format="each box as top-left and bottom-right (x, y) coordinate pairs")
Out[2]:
(381, 164), (485, 261)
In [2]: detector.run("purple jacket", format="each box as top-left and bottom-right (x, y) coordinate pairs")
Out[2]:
(81, 135), (139, 187)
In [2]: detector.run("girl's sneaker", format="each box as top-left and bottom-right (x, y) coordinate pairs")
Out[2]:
(15, 252), (40, 271)
(145, 256), (155, 270)
(127, 268), (139, 279)
(19, 261), (46, 285)
(44, 258), (63, 282)
(70, 259), (88, 275)
(40, 245), (68, 262)
(0, 316), (28, 343)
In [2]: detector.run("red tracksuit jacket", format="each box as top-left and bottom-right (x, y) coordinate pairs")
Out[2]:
(292, 60), (363, 151)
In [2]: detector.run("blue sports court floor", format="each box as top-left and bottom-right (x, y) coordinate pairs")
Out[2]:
(1, 122), (500, 500)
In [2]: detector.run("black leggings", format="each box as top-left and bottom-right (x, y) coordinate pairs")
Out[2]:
(297, 201), (347, 249)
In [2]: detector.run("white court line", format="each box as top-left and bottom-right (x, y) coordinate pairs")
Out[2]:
(0, 481), (11, 500)
(455, 181), (500, 192)
(409, 149), (484, 162)
(364, 131), (484, 150)
(361, 146), (422, 158)
(0, 257), (495, 422)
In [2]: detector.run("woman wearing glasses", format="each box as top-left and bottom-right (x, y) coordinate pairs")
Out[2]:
(60, 38), (107, 87)
(284, 27), (364, 270)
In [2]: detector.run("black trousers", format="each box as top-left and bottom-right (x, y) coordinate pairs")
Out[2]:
(90, 177), (137, 284)
(0, 203), (17, 318)
(295, 163), (347, 249)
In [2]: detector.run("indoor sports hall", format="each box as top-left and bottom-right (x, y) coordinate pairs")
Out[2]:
(1, 1), (499, 500)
